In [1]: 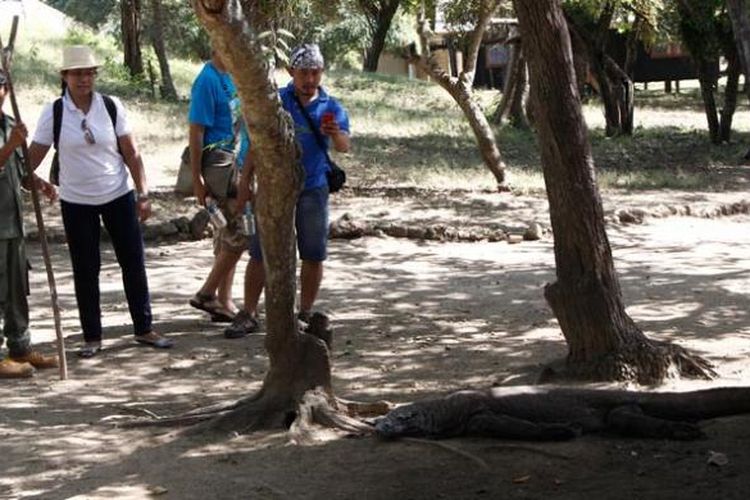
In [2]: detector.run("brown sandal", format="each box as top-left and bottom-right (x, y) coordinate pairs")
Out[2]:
(189, 293), (236, 321)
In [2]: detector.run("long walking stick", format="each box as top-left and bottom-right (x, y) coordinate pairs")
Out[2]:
(1, 17), (68, 380)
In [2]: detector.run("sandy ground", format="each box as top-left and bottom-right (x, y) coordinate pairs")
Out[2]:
(1, 171), (750, 499)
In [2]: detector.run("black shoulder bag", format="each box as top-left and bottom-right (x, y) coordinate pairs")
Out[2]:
(292, 94), (346, 193)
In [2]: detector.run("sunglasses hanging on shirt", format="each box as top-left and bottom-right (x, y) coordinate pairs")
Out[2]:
(81, 118), (95, 145)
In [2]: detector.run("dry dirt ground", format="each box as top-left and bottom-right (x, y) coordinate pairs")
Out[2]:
(2, 172), (750, 499)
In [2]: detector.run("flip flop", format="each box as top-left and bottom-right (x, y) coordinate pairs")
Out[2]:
(77, 342), (102, 358)
(189, 293), (218, 314)
(190, 293), (236, 321)
(135, 334), (174, 349)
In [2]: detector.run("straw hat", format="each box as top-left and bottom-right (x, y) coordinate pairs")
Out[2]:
(60, 46), (99, 71)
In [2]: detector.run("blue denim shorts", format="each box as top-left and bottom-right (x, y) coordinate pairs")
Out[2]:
(249, 186), (329, 262)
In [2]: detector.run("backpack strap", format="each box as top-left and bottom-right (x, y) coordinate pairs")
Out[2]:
(102, 94), (118, 129)
(52, 98), (63, 151)
(101, 94), (122, 156)
(291, 92), (333, 170)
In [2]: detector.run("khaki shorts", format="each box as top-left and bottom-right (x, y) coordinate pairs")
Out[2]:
(212, 198), (247, 256)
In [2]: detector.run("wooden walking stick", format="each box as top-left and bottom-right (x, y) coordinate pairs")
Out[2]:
(1, 16), (68, 380)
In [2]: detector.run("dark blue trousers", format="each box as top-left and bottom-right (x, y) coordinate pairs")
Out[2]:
(61, 191), (152, 342)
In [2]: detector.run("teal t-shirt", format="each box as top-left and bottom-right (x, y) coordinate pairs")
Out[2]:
(188, 62), (249, 165)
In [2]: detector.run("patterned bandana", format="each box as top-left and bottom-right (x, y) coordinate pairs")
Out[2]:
(289, 44), (325, 70)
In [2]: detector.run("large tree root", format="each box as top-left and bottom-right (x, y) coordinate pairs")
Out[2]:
(106, 388), (392, 441)
(540, 340), (717, 385)
(107, 317), (392, 436)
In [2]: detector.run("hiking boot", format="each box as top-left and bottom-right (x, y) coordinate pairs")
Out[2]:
(0, 359), (35, 378)
(11, 351), (59, 369)
(224, 310), (259, 339)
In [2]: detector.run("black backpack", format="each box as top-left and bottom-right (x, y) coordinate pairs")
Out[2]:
(48, 95), (119, 185)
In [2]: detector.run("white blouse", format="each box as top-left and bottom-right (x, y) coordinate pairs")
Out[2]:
(33, 91), (134, 205)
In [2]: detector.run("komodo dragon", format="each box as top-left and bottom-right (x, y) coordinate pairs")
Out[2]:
(374, 386), (750, 441)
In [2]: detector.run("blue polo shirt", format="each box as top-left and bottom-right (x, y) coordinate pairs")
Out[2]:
(189, 61), (250, 168)
(280, 82), (350, 190)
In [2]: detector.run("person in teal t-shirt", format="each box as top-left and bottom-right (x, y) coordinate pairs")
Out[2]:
(188, 50), (250, 324)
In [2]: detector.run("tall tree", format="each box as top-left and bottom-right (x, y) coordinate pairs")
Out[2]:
(191, 0), (377, 435)
(726, 0), (750, 156)
(411, 0), (508, 189)
(676, 0), (740, 144)
(147, 0), (177, 99)
(563, 0), (652, 136)
(360, 0), (403, 71)
(491, 23), (530, 129)
(121, 0), (144, 77)
(514, 0), (714, 383)
(727, 0), (750, 82)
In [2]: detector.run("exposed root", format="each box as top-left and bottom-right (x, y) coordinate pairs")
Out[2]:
(110, 413), (221, 429)
(206, 392), (290, 435)
(101, 393), (257, 429)
(289, 389), (375, 445)
(402, 437), (489, 470)
(542, 339), (717, 385)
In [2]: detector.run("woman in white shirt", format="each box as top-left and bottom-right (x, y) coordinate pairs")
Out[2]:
(28, 45), (174, 357)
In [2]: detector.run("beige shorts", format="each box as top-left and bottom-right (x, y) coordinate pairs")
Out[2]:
(212, 198), (247, 256)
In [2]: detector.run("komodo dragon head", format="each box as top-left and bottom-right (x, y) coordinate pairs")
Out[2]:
(374, 404), (428, 438)
(374, 391), (486, 439)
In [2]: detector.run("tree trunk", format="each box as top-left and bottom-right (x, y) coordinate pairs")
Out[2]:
(491, 40), (521, 125)
(414, 0), (507, 190)
(568, 25), (591, 100)
(121, 0), (144, 77)
(362, 0), (401, 73)
(148, 0), (177, 100)
(491, 34), (529, 129)
(592, 59), (621, 136)
(727, 0), (750, 88)
(696, 63), (721, 144)
(604, 54), (635, 135)
(448, 80), (508, 178)
(514, 0), (714, 384)
(193, 0), (334, 432)
(566, 8), (634, 136)
(720, 49), (741, 142)
(508, 50), (529, 129)
(623, 17), (643, 79)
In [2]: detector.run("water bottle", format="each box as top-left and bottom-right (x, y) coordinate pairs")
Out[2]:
(206, 198), (227, 229)
(239, 202), (255, 236)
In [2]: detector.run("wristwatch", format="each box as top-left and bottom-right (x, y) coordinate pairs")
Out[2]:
(137, 192), (149, 202)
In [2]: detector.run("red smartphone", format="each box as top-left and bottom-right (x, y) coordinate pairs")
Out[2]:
(322, 112), (335, 126)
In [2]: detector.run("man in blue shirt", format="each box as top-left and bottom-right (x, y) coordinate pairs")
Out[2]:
(225, 44), (350, 338)
(188, 50), (249, 324)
